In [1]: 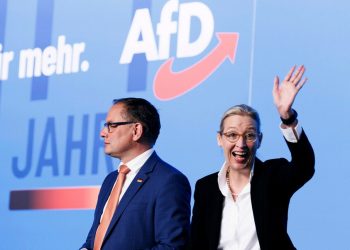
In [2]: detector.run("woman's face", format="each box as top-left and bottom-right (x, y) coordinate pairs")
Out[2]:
(217, 115), (262, 172)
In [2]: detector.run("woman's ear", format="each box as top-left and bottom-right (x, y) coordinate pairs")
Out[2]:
(217, 133), (222, 147)
(256, 133), (263, 148)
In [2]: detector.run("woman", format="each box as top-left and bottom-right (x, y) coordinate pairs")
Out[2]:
(190, 65), (315, 250)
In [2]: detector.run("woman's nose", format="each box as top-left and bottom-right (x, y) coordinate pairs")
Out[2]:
(235, 135), (247, 147)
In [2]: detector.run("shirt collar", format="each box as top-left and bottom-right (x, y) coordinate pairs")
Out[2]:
(118, 148), (154, 173)
(217, 162), (254, 197)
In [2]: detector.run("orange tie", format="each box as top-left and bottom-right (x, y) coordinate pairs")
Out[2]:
(93, 165), (130, 250)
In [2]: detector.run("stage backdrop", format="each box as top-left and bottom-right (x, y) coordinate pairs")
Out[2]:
(1, 0), (349, 249)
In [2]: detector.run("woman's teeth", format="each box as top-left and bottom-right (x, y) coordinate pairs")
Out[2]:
(232, 151), (247, 157)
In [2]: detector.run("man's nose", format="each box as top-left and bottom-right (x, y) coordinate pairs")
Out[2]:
(100, 127), (107, 138)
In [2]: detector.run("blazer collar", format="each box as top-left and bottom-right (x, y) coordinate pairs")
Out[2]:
(250, 158), (265, 245)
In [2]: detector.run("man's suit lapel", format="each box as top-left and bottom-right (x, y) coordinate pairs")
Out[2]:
(103, 152), (159, 243)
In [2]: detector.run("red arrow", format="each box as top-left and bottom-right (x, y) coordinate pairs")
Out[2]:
(153, 32), (239, 101)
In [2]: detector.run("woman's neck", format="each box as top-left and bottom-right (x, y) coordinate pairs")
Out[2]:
(226, 167), (251, 200)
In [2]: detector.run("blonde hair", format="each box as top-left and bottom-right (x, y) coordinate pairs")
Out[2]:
(219, 104), (261, 133)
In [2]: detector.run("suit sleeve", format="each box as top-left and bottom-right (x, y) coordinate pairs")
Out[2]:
(146, 172), (191, 250)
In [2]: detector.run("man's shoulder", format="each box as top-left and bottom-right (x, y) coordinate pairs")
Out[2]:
(151, 153), (185, 175)
(146, 154), (191, 196)
(157, 161), (190, 185)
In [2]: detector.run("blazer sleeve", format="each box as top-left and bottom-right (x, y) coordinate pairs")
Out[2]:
(272, 129), (315, 195)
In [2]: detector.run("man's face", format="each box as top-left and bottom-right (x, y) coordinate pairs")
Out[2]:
(217, 115), (262, 171)
(100, 103), (136, 161)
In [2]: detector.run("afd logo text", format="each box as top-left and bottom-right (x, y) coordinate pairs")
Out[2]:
(120, 0), (239, 100)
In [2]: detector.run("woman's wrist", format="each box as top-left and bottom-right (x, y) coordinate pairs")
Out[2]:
(280, 109), (298, 125)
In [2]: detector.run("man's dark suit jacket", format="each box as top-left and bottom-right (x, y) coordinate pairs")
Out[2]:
(81, 152), (191, 250)
(190, 130), (315, 250)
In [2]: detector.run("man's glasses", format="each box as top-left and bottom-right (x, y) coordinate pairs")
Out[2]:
(220, 131), (259, 143)
(103, 121), (135, 133)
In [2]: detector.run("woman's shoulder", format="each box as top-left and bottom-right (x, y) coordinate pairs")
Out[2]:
(195, 172), (219, 187)
(194, 171), (222, 199)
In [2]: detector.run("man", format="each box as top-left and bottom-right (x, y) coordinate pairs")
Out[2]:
(81, 98), (191, 250)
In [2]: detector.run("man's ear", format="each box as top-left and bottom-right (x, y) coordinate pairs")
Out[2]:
(132, 123), (143, 141)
